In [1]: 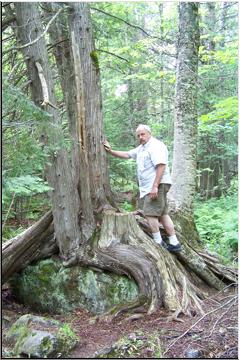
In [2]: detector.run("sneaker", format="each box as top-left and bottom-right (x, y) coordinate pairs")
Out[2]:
(161, 241), (169, 250)
(167, 243), (182, 253)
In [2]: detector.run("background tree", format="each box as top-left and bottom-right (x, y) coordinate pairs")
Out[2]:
(169, 2), (200, 210)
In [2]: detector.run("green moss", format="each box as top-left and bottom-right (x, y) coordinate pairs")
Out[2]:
(11, 258), (139, 315)
(57, 323), (79, 355)
(6, 316), (31, 355)
(90, 50), (100, 70)
(39, 336), (54, 355)
(7, 315), (79, 358)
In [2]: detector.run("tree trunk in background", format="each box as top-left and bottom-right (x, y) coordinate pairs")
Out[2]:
(169, 2), (200, 211)
(220, 2), (228, 47)
(158, 3), (164, 124)
(206, 3), (216, 51)
(15, 3), (82, 259)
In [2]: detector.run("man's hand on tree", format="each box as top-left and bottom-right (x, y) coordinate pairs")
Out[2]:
(103, 140), (111, 152)
(149, 186), (158, 199)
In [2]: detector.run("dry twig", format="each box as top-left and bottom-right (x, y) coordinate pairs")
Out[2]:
(163, 295), (237, 356)
(4, 7), (66, 55)
(208, 298), (237, 337)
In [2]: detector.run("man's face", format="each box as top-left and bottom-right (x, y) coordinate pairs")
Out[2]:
(136, 129), (151, 145)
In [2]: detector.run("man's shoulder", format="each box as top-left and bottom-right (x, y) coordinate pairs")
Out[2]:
(133, 144), (142, 152)
(128, 144), (142, 156)
(149, 137), (166, 149)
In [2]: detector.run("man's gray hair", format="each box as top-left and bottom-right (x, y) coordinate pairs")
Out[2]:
(136, 124), (151, 133)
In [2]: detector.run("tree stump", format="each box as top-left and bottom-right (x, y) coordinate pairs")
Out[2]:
(2, 211), (237, 319)
(80, 211), (234, 318)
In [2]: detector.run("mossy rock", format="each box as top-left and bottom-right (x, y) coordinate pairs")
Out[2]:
(10, 257), (139, 314)
(6, 314), (79, 358)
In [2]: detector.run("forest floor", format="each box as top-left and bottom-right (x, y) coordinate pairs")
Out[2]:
(2, 284), (238, 359)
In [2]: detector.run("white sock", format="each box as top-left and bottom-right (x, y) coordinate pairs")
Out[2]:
(168, 235), (179, 246)
(152, 231), (163, 244)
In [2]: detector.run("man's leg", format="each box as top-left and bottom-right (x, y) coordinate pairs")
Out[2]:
(146, 216), (163, 245)
(159, 214), (181, 248)
(159, 214), (174, 235)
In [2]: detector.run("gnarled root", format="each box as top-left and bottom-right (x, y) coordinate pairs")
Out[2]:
(87, 212), (217, 318)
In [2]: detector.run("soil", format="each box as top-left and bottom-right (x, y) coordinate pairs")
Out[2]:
(2, 284), (238, 359)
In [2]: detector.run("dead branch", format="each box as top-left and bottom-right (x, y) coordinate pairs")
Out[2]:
(35, 61), (57, 109)
(91, 6), (152, 37)
(2, 211), (56, 283)
(163, 295), (238, 355)
(3, 7), (66, 55)
(96, 49), (130, 63)
(209, 297), (237, 336)
(2, 16), (16, 31)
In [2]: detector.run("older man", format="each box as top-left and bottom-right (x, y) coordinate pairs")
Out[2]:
(103, 124), (181, 252)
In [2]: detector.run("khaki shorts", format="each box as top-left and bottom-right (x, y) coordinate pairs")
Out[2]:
(138, 183), (171, 217)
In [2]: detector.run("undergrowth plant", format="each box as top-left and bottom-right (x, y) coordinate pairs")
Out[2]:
(194, 182), (238, 264)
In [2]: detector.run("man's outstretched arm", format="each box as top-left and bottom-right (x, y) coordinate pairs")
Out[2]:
(103, 140), (130, 159)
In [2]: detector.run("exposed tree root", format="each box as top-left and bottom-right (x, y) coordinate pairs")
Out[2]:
(2, 210), (237, 320)
(2, 211), (56, 283)
(86, 213), (214, 316)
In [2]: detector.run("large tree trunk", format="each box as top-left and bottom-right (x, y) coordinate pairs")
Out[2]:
(15, 3), (82, 259)
(46, 2), (113, 212)
(69, 3), (112, 209)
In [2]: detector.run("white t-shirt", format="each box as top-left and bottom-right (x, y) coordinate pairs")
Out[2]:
(128, 137), (172, 198)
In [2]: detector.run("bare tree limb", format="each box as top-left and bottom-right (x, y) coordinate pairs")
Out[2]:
(163, 295), (237, 355)
(2, 16), (16, 31)
(91, 6), (156, 38)
(3, 7), (66, 55)
(209, 298), (236, 336)
(35, 61), (58, 109)
(96, 49), (130, 63)
(2, 2), (12, 7)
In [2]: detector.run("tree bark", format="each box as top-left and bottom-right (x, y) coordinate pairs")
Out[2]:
(205, 3), (216, 51)
(69, 3), (113, 209)
(2, 211), (56, 284)
(14, 3), (82, 259)
(169, 2), (200, 211)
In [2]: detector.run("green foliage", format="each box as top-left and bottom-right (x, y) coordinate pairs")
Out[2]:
(121, 201), (135, 212)
(200, 97), (238, 126)
(3, 78), (52, 124)
(2, 175), (52, 229)
(2, 79), (54, 223)
(2, 226), (26, 243)
(194, 184), (238, 263)
(109, 157), (138, 193)
(3, 175), (52, 201)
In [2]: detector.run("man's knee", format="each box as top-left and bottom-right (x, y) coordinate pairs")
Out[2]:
(146, 216), (159, 233)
